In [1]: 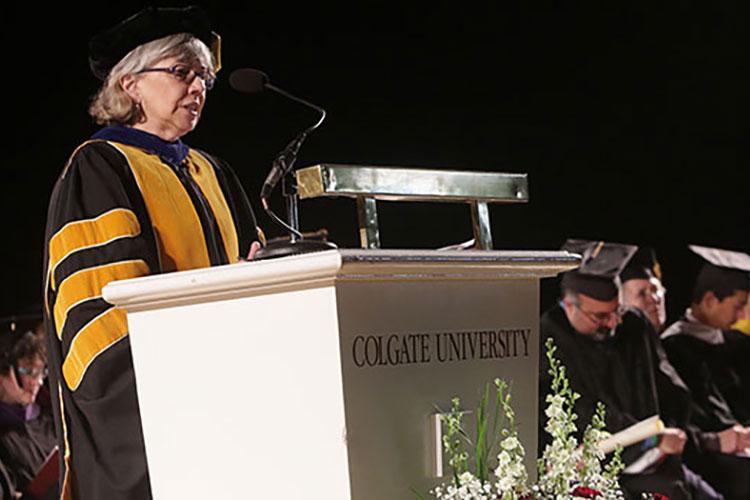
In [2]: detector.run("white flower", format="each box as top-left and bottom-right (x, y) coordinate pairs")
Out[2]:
(458, 471), (475, 485)
(509, 462), (525, 478)
(545, 404), (563, 419)
(501, 436), (520, 451)
(548, 394), (565, 405)
(497, 475), (513, 492)
(431, 342), (625, 500)
(432, 472), (493, 500)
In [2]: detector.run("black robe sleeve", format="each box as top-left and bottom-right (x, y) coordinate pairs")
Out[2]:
(612, 311), (724, 455)
(43, 141), (155, 499)
(716, 330), (750, 425)
(662, 335), (738, 432)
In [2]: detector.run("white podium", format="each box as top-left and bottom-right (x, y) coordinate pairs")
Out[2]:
(103, 249), (577, 500)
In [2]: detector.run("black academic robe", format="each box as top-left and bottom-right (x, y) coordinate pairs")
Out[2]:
(539, 305), (638, 441)
(723, 329), (750, 408)
(612, 309), (743, 499)
(662, 317), (750, 500)
(539, 305), (690, 500)
(662, 326), (747, 430)
(612, 310), (704, 447)
(43, 139), (258, 500)
(0, 409), (57, 497)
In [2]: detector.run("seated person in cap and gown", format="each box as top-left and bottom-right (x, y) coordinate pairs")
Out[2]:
(0, 329), (57, 498)
(617, 247), (724, 500)
(661, 245), (750, 500)
(619, 247), (667, 334)
(539, 240), (691, 500)
(43, 6), (262, 499)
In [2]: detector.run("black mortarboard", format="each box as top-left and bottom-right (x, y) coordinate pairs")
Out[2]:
(88, 6), (222, 81)
(560, 239), (638, 301)
(620, 246), (662, 283)
(690, 245), (750, 293)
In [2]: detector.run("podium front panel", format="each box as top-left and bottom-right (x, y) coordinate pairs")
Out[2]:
(126, 285), (351, 500)
(335, 277), (539, 499)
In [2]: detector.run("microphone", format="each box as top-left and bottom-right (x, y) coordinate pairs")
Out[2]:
(228, 68), (268, 94)
(229, 68), (335, 259)
(229, 68), (326, 202)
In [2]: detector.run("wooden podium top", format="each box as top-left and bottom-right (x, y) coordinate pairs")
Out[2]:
(104, 249), (579, 311)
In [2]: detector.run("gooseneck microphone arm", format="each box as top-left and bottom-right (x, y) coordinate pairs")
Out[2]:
(229, 68), (334, 256)
(259, 84), (326, 201)
(258, 84), (326, 241)
(266, 83), (327, 127)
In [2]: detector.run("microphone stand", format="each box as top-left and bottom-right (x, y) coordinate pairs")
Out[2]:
(255, 84), (337, 260)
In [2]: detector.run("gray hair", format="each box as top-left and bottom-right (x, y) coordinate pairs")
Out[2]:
(562, 289), (580, 305)
(88, 33), (214, 126)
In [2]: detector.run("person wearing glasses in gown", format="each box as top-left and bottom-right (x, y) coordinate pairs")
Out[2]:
(0, 328), (56, 498)
(43, 6), (262, 499)
(539, 240), (692, 499)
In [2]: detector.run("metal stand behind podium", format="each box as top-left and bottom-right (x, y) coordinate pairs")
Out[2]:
(295, 164), (529, 250)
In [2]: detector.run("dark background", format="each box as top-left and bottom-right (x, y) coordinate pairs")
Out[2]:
(2, 2), (747, 325)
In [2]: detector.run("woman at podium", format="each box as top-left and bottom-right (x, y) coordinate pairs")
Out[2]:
(42, 6), (261, 499)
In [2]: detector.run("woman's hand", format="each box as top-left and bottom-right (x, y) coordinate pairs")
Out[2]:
(246, 241), (262, 261)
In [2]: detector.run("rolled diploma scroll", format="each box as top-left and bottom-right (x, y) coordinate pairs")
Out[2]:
(596, 415), (665, 454)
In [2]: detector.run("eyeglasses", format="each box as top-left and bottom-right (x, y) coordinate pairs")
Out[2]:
(574, 303), (626, 324)
(137, 63), (216, 90)
(16, 366), (48, 380)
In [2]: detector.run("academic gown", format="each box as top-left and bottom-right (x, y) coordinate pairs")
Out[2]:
(0, 402), (57, 497)
(539, 306), (637, 439)
(612, 309), (697, 426)
(539, 305), (690, 500)
(723, 329), (750, 401)
(613, 309), (731, 499)
(42, 127), (259, 500)
(662, 313), (750, 500)
(662, 316), (748, 430)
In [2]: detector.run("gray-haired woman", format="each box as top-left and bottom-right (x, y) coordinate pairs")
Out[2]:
(42, 7), (261, 499)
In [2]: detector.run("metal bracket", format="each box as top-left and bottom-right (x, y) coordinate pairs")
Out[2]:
(470, 201), (493, 250)
(357, 196), (381, 249)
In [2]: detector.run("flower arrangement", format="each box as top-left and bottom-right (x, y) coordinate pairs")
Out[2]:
(428, 338), (626, 500)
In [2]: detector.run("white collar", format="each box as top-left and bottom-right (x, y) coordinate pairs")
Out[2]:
(660, 308), (725, 345)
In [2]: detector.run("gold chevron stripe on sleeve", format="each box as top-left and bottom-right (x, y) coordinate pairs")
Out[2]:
(62, 307), (129, 391)
(53, 260), (149, 340)
(48, 208), (141, 290)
